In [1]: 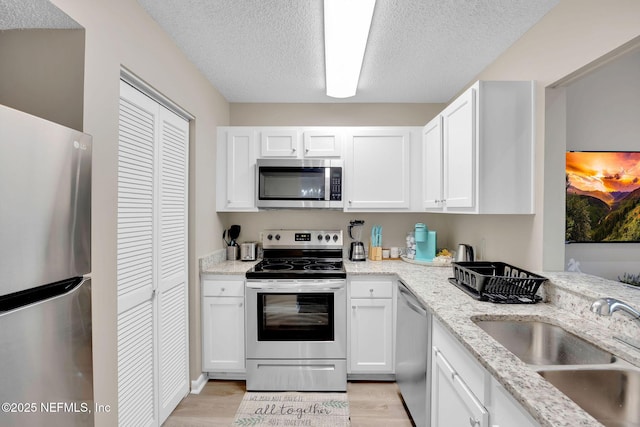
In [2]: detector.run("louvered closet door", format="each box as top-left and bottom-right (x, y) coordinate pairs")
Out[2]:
(157, 103), (189, 423)
(117, 80), (189, 426)
(118, 81), (158, 427)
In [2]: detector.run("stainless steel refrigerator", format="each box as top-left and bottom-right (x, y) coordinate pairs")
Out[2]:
(0, 105), (93, 426)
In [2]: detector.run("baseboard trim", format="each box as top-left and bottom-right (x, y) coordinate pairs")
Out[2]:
(190, 373), (208, 394)
(348, 373), (396, 381)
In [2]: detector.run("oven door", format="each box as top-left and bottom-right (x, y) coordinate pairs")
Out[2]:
(246, 279), (346, 359)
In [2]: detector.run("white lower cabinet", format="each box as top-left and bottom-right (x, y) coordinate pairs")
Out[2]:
(432, 347), (489, 427)
(488, 377), (539, 427)
(348, 277), (396, 375)
(201, 277), (245, 376)
(431, 318), (538, 427)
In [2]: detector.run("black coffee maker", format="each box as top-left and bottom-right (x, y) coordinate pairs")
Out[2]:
(348, 220), (366, 261)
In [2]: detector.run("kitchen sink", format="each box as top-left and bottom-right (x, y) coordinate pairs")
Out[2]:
(539, 368), (640, 427)
(475, 319), (615, 365)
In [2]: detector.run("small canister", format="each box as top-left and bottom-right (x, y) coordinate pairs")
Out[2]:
(227, 245), (239, 261)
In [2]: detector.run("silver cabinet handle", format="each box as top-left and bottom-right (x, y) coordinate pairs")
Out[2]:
(469, 417), (480, 427)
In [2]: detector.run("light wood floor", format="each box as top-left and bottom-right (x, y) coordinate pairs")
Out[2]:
(164, 380), (414, 426)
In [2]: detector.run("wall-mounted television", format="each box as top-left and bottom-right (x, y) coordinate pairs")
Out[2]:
(566, 151), (640, 243)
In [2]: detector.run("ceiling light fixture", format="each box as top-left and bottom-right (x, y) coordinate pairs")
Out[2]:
(323, 0), (376, 98)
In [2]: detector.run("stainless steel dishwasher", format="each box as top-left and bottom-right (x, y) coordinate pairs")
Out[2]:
(396, 281), (431, 427)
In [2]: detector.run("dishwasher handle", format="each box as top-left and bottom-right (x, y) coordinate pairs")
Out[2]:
(399, 282), (427, 317)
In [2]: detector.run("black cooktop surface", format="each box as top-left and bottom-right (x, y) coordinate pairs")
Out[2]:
(246, 257), (346, 279)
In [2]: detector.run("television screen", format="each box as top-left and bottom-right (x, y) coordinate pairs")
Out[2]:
(566, 151), (640, 242)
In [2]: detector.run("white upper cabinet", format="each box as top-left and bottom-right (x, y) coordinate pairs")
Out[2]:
(303, 130), (342, 157)
(259, 128), (342, 158)
(423, 116), (444, 209)
(344, 128), (418, 211)
(216, 128), (258, 211)
(260, 128), (299, 157)
(443, 88), (476, 209)
(423, 81), (535, 214)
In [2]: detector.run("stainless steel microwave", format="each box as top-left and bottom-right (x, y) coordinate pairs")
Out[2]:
(256, 159), (343, 209)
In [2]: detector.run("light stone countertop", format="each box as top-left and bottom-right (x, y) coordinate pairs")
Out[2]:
(201, 257), (640, 426)
(201, 259), (260, 275)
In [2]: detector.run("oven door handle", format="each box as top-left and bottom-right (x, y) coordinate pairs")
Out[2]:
(246, 280), (346, 291)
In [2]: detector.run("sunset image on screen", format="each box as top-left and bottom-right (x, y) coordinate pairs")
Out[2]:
(566, 152), (640, 242)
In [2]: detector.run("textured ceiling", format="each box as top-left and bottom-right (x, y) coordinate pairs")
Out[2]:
(0, 0), (82, 30)
(1, 0), (559, 102)
(137, 0), (559, 103)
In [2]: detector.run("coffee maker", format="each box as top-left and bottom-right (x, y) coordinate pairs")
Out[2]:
(414, 223), (436, 261)
(348, 220), (366, 261)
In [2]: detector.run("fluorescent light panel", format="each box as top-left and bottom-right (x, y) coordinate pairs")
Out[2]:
(324, 0), (376, 98)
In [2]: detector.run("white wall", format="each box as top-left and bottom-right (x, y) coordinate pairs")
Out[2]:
(564, 48), (640, 280)
(0, 29), (85, 130)
(48, 0), (229, 425)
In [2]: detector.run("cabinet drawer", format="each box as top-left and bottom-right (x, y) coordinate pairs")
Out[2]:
(350, 280), (393, 298)
(202, 279), (244, 297)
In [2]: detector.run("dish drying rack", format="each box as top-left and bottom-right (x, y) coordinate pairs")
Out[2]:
(449, 261), (547, 304)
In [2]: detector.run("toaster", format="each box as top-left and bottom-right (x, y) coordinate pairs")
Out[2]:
(240, 242), (257, 261)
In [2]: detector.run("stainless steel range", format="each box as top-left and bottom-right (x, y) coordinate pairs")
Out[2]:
(245, 229), (347, 391)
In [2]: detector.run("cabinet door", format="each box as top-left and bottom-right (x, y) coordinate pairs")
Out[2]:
(303, 130), (342, 157)
(431, 348), (489, 427)
(423, 116), (444, 210)
(202, 296), (245, 372)
(223, 129), (257, 210)
(489, 377), (538, 427)
(260, 128), (299, 157)
(349, 298), (393, 373)
(345, 129), (411, 210)
(443, 87), (475, 209)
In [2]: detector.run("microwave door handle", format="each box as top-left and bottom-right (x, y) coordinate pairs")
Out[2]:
(324, 167), (331, 201)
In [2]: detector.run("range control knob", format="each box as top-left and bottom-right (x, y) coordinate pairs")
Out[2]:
(325, 234), (330, 242)
(317, 234), (323, 241)
(333, 234), (339, 242)
(275, 234), (281, 241)
(267, 234), (273, 240)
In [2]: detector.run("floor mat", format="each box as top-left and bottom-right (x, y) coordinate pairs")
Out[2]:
(232, 391), (350, 426)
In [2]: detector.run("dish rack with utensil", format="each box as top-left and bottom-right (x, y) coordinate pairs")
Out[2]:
(449, 261), (547, 304)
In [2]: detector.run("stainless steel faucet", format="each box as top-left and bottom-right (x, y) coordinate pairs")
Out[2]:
(591, 297), (640, 322)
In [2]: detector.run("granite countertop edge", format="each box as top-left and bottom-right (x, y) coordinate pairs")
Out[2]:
(201, 258), (640, 426)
